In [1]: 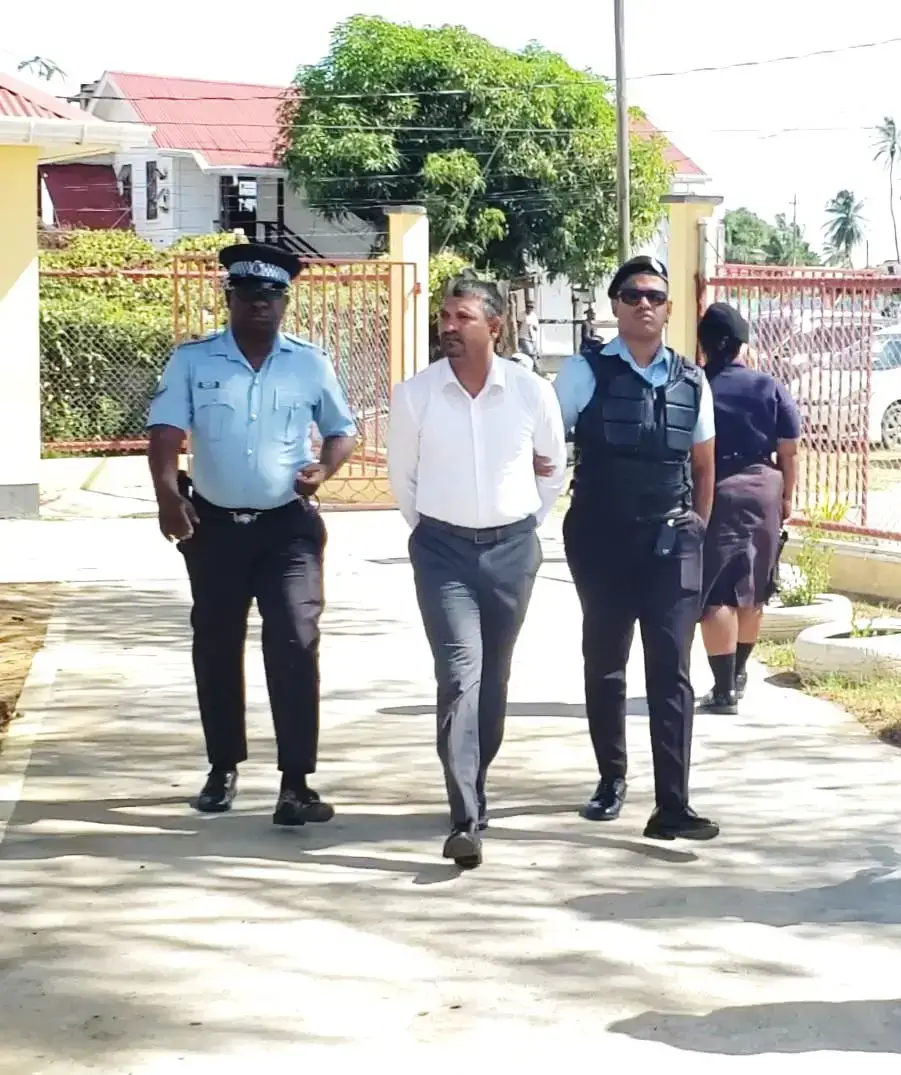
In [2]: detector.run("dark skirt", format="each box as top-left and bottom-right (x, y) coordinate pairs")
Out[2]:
(702, 462), (784, 610)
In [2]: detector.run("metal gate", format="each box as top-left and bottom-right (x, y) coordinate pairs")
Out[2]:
(700, 266), (901, 540)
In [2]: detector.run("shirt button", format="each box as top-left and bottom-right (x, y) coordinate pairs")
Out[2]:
(250, 413), (257, 421)
(246, 449), (253, 456)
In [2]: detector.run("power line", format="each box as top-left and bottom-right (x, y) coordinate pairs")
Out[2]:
(80, 34), (901, 106)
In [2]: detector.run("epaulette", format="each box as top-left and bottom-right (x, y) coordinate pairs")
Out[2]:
(177, 330), (224, 348)
(283, 332), (321, 352)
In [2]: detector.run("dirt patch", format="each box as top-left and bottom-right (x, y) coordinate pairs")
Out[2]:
(0, 585), (57, 740)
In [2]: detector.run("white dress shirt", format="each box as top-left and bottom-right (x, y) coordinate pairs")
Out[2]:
(388, 356), (568, 530)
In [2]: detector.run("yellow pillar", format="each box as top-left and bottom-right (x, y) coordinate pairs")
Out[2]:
(0, 146), (40, 518)
(385, 205), (429, 382)
(662, 193), (723, 360)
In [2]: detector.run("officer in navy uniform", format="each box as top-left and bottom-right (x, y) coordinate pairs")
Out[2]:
(553, 256), (720, 841)
(147, 243), (357, 826)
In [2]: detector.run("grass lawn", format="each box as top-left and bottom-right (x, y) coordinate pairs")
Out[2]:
(756, 600), (901, 747)
(0, 585), (57, 745)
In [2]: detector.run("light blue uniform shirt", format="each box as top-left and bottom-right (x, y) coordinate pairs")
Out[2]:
(147, 329), (357, 510)
(553, 337), (715, 444)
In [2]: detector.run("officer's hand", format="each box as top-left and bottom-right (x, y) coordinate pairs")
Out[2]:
(295, 463), (329, 497)
(533, 452), (555, 478)
(158, 492), (199, 542)
(781, 496), (793, 523)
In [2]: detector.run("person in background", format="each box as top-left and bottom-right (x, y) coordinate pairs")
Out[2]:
(580, 305), (603, 353)
(554, 255), (719, 842)
(388, 278), (567, 869)
(696, 302), (801, 714)
(147, 243), (357, 825)
(517, 299), (541, 362)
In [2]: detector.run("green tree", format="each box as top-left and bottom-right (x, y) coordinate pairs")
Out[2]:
(277, 16), (672, 284)
(764, 214), (821, 266)
(823, 189), (866, 266)
(873, 116), (901, 262)
(723, 207), (771, 263)
(723, 207), (819, 265)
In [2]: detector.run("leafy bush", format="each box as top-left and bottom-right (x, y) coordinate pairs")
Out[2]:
(778, 506), (843, 607)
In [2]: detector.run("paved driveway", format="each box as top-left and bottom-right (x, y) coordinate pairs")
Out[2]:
(1, 513), (900, 1072)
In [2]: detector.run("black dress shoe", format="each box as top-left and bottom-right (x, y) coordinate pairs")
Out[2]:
(272, 787), (335, 827)
(195, 768), (238, 813)
(477, 812), (489, 832)
(443, 823), (482, 869)
(736, 670), (748, 699)
(696, 689), (739, 715)
(581, 777), (627, 821)
(644, 806), (719, 841)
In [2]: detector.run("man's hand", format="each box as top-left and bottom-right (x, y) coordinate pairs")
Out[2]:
(158, 490), (199, 542)
(533, 452), (556, 478)
(295, 462), (329, 497)
(781, 496), (793, 522)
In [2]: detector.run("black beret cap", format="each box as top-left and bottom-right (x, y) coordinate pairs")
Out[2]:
(607, 255), (669, 299)
(698, 302), (750, 349)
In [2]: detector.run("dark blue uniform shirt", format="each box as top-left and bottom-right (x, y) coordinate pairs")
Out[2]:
(709, 363), (800, 462)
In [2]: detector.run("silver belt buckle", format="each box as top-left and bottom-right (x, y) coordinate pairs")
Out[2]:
(231, 511), (260, 525)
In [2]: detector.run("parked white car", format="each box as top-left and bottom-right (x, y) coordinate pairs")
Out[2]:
(793, 328), (901, 450)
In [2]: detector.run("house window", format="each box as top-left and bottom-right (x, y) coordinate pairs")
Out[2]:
(119, 164), (132, 209)
(146, 160), (158, 221)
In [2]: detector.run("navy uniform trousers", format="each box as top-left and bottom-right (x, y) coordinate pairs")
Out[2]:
(563, 503), (705, 812)
(179, 492), (326, 774)
(409, 515), (542, 825)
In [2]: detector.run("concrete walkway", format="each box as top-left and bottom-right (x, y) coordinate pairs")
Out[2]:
(2, 512), (901, 1073)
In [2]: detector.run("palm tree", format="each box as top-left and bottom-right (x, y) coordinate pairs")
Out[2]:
(823, 190), (865, 267)
(874, 116), (901, 262)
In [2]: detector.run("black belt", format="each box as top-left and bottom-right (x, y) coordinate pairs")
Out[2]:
(418, 514), (536, 545)
(193, 491), (310, 525)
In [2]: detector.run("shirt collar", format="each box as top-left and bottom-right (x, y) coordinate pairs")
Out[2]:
(216, 328), (291, 366)
(439, 355), (506, 393)
(602, 335), (669, 371)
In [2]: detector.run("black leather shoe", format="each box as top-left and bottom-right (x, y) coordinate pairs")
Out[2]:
(644, 806), (719, 841)
(272, 787), (335, 827)
(696, 690), (739, 715)
(736, 670), (748, 699)
(443, 823), (482, 869)
(477, 812), (489, 832)
(581, 777), (627, 821)
(195, 768), (238, 813)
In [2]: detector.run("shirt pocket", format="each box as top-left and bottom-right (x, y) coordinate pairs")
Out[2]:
(274, 390), (310, 445)
(193, 390), (234, 442)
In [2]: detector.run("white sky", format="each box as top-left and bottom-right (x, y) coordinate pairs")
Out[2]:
(4, 0), (901, 264)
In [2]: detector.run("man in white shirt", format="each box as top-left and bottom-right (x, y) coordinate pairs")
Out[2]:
(388, 278), (567, 869)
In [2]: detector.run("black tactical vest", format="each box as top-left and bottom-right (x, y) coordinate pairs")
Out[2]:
(571, 346), (703, 521)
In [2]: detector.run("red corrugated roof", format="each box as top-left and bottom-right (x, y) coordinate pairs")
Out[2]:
(105, 71), (283, 168)
(102, 71), (706, 177)
(41, 163), (132, 229)
(0, 70), (94, 121)
(631, 116), (704, 177)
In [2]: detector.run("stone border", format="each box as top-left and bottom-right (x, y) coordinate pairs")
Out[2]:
(760, 593), (854, 642)
(795, 617), (901, 678)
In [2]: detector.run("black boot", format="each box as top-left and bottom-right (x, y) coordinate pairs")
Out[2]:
(581, 777), (627, 821)
(195, 768), (238, 813)
(697, 653), (738, 715)
(443, 822), (482, 869)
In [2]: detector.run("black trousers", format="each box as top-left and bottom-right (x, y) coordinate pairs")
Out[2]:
(179, 495), (326, 774)
(409, 516), (542, 825)
(563, 505), (705, 812)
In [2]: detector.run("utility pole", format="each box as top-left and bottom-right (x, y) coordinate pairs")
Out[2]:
(614, 0), (630, 262)
(790, 193), (798, 266)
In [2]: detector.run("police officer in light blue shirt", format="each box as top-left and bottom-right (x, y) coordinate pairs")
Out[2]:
(147, 243), (357, 826)
(553, 255), (720, 842)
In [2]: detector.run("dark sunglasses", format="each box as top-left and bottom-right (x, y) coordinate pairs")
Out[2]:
(618, 286), (668, 308)
(229, 284), (287, 303)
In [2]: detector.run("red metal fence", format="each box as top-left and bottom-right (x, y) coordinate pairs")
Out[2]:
(40, 255), (417, 505)
(700, 265), (901, 541)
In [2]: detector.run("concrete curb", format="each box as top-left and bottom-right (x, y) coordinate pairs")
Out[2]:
(0, 609), (67, 847)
